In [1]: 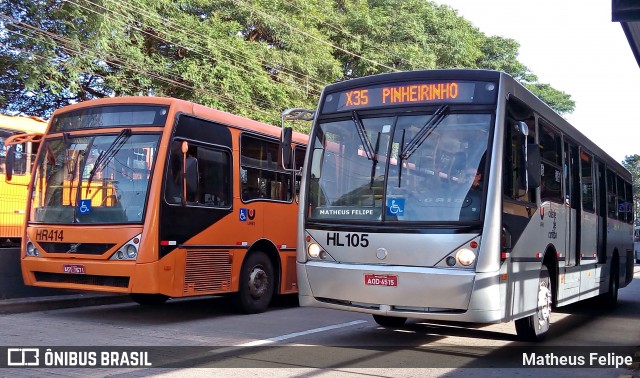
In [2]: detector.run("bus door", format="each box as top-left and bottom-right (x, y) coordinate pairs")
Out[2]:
(563, 141), (580, 267)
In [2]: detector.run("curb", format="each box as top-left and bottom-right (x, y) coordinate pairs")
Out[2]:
(0, 293), (132, 314)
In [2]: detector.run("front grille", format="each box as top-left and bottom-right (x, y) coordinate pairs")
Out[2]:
(39, 242), (116, 255)
(34, 272), (129, 288)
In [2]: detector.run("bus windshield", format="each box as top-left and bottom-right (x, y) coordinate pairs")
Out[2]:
(307, 112), (492, 222)
(29, 132), (160, 224)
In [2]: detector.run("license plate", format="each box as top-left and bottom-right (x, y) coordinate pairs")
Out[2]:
(63, 264), (86, 274)
(364, 274), (397, 287)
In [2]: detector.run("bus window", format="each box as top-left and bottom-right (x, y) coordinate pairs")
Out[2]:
(607, 169), (617, 219)
(294, 146), (306, 202)
(241, 135), (292, 202)
(165, 141), (231, 208)
(539, 124), (562, 204)
(625, 182), (633, 224)
(580, 151), (595, 213)
(504, 116), (535, 202)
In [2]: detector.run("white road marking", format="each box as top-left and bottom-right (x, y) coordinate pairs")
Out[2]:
(211, 320), (367, 354)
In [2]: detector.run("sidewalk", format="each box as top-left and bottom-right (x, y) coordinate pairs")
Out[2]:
(0, 293), (132, 314)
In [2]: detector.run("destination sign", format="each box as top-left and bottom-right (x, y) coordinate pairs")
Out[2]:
(321, 81), (497, 113)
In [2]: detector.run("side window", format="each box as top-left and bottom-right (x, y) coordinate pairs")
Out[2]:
(606, 169), (617, 219)
(165, 140), (231, 207)
(625, 181), (633, 224)
(580, 151), (595, 213)
(539, 124), (563, 204)
(240, 134), (292, 202)
(0, 129), (29, 175)
(617, 175), (626, 222)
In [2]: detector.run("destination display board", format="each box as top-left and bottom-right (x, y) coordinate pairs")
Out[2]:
(321, 80), (498, 113)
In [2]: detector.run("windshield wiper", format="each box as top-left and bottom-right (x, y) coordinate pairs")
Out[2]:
(352, 111), (382, 191)
(397, 105), (448, 188)
(85, 129), (132, 196)
(400, 105), (448, 161)
(370, 132), (381, 189)
(352, 111), (375, 161)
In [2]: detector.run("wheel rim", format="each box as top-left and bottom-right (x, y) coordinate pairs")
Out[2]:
(537, 279), (552, 329)
(248, 266), (268, 299)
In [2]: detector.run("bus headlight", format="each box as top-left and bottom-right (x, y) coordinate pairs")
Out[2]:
(125, 244), (138, 259)
(26, 240), (40, 257)
(456, 248), (476, 266)
(308, 243), (322, 258)
(110, 234), (141, 261)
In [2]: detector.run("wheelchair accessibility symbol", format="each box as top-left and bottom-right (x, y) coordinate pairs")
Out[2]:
(78, 199), (92, 214)
(386, 198), (405, 216)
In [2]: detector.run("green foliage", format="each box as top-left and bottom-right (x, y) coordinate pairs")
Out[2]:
(0, 0), (575, 132)
(622, 154), (640, 224)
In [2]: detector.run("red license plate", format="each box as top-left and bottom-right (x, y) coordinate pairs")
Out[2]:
(364, 274), (397, 287)
(63, 264), (86, 274)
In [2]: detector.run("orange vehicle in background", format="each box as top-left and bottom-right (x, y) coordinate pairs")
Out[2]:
(1, 114), (47, 245)
(7, 97), (307, 313)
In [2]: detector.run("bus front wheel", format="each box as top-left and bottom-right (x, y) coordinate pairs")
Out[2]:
(515, 266), (552, 341)
(236, 251), (274, 314)
(372, 314), (407, 328)
(130, 294), (169, 306)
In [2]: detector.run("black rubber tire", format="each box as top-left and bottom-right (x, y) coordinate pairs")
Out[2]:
(372, 314), (407, 328)
(597, 262), (619, 309)
(235, 251), (275, 314)
(130, 294), (169, 306)
(515, 266), (552, 341)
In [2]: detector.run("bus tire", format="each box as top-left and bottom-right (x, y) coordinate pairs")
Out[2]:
(598, 262), (619, 309)
(515, 266), (552, 341)
(236, 251), (274, 314)
(372, 314), (407, 328)
(130, 294), (169, 306)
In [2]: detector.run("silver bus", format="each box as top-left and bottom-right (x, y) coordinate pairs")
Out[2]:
(281, 69), (634, 341)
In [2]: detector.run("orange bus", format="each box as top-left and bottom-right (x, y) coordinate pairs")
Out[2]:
(7, 97), (307, 313)
(1, 114), (46, 245)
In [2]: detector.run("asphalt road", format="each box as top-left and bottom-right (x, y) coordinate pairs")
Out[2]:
(0, 267), (638, 377)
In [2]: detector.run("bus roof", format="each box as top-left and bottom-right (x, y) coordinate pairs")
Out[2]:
(0, 114), (47, 134)
(50, 96), (308, 145)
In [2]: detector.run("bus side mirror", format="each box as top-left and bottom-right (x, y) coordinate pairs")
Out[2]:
(4, 145), (14, 182)
(527, 143), (541, 189)
(280, 127), (293, 169)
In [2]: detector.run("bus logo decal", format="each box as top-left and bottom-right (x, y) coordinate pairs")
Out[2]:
(248, 209), (256, 220)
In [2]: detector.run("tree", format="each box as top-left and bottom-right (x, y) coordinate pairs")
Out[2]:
(0, 0), (575, 130)
(622, 154), (640, 224)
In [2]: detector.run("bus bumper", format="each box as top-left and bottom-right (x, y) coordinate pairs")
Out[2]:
(22, 257), (139, 293)
(297, 261), (503, 323)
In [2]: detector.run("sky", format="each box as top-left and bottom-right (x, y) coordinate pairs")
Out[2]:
(432, 0), (640, 163)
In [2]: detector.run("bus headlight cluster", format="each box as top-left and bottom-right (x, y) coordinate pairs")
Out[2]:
(110, 234), (141, 261)
(438, 239), (479, 269)
(308, 242), (327, 259)
(25, 239), (40, 257)
(305, 233), (335, 261)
